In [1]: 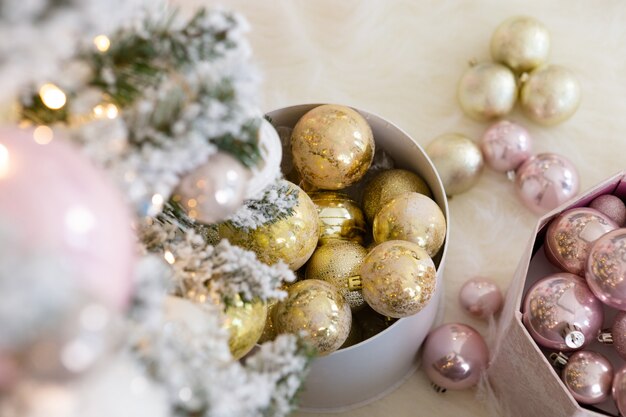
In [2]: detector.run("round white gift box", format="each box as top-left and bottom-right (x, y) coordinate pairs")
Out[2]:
(266, 104), (449, 412)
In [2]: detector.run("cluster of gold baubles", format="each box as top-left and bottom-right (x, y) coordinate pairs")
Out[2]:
(212, 104), (447, 357)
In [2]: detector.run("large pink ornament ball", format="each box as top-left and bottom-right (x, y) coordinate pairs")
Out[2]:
(523, 273), (603, 351)
(0, 128), (135, 309)
(613, 365), (626, 416)
(480, 120), (533, 172)
(586, 228), (626, 310)
(589, 194), (626, 227)
(515, 153), (579, 214)
(421, 323), (489, 390)
(562, 350), (613, 405)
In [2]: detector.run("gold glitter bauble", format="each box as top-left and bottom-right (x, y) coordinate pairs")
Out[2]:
(360, 240), (437, 318)
(258, 298), (278, 344)
(291, 104), (375, 190)
(373, 192), (446, 257)
(305, 240), (367, 312)
(219, 181), (320, 270)
(457, 62), (517, 121)
(362, 169), (432, 223)
(274, 279), (351, 356)
(426, 133), (484, 196)
(223, 295), (268, 360)
(490, 16), (550, 73)
(310, 192), (367, 245)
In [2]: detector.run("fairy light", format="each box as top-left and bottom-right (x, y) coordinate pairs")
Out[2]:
(93, 35), (111, 52)
(33, 125), (54, 145)
(93, 103), (119, 119)
(39, 83), (66, 110)
(164, 251), (176, 265)
(151, 194), (164, 207)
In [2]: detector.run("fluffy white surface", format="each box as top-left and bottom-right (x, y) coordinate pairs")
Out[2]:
(176, 1), (626, 416)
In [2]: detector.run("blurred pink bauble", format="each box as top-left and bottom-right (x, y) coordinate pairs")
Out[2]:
(589, 194), (626, 227)
(480, 120), (533, 172)
(458, 277), (503, 320)
(586, 228), (626, 310)
(544, 207), (618, 276)
(421, 323), (489, 390)
(522, 273), (603, 351)
(515, 153), (579, 214)
(613, 365), (626, 416)
(0, 127), (135, 309)
(610, 311), (626, 360)
(562, 350), (613, 405)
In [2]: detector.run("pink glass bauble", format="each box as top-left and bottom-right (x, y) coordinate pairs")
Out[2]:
(515, 153), (579, 214)
(562, 350), (613, 405)
(480, 120), (533, 172)
(544, 207), (618, 276)
(586, 228), (626, 310)
(458, 277), (503, 320)
(421, 323), (489, 390)
(522, 273), (603, 351)
(589, 194), (626, 227)
(611, 311), (626, 360)
(0, 128), (134, 309)
(613, 365), (626, 416)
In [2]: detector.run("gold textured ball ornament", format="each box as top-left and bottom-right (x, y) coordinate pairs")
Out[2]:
(305, 240), (368, 312)
(362, 169), (432, 223)
(520, 65), (581, 126)
(373, 192), (446, 257)
(360, 240), (437, 318)
(490, 16), (550, 73)
(291, 104), (375, 190)
(310, 192), (367, 245)
(258, 298), (278, 344)
(274, 279), (352, 356)
(223, 295), (268, 360)
(426, 133), (484, 196)
(218, 181), (320, 270)
(457, 62), (517, 121)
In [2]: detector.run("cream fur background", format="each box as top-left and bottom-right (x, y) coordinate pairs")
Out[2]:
(175, 1), (626, 416)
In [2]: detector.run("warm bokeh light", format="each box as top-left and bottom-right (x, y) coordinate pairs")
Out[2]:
(164, 251), (176, 265)
(39, 83), (67, 110)
(93, 35), (111, 52)
(33, 125), (54, 145)
(0, 143), (9, 178)
(93, 103), (119, 119)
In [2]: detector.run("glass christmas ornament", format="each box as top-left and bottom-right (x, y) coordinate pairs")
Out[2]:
(613, 365), (626, 416)
(458, 277), (503, 320)
(586, 228), (626, 310)
(561, 350), (613, 405)
(597, 311), (626, 360)
(490, 16), (550, 73)
(480, 120), (533, 173)
(457, 62), (517, 121)
(589, 194), (626, 227)
(310, 191), (367, 246)
(223, 295), (267, 360)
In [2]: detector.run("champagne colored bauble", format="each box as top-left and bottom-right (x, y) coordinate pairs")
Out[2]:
(257, 298), (278, 344)
(373, 192), (446, 257)
(360, 240), (437, 318)
(174, 152), (249, 224)
(305, 240), (368, 312)
(520, 65), (581, 126)
(274, 279), (351, 356)
(223, 295), (267, 360)
(219, 181), (320, 270)
(457, 62), (517, 121)
(490, 16), (550, 73)
(426, 133), (484, 196)
(362, 169), (432, 223)
(291, 104), (375, 190)
(310, 192), (367, 245)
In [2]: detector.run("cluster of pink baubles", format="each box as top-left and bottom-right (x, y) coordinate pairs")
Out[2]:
(523, 195), (626, 411)
(481, 119), (579, 214)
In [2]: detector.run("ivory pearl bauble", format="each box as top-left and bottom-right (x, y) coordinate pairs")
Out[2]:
(520, 65), (581, 126)
(305, 240), (367, 312)
(360, 240), (437, 318)
(218, 181), (319, 270)
(457, 62), (517, 121)
(458, 277), (503, 319)
(223, 296), (267, 360)
(175, 152), (249, 224)
(291, 104), (374, 190)
(310, 192), (367, 245)
(613, 365), (626, 416)
(586, 228), (626, 310)
(373, 192), (446, 257)
(426, 133), (484, 196)
(421, 323), (489, 390)
(562, 351), (613, 405)
(273, 280), (351, 356)
(544, 207), (618, 276)
(480, 120), (533, 172)
(590, 194), (626, 227)
(515, 153), (579, 214)
(490, 16), (550, 73)
(522, 273), (604, 351)
(362, 169), (431, 223)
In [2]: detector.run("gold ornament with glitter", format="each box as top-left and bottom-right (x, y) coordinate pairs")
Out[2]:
(223, 295), (267, 360)
(310, 191), (367, 245)
(291, 104), (374, 190)
(305, 240), (368, 312)
(218, 181), (320, 270)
